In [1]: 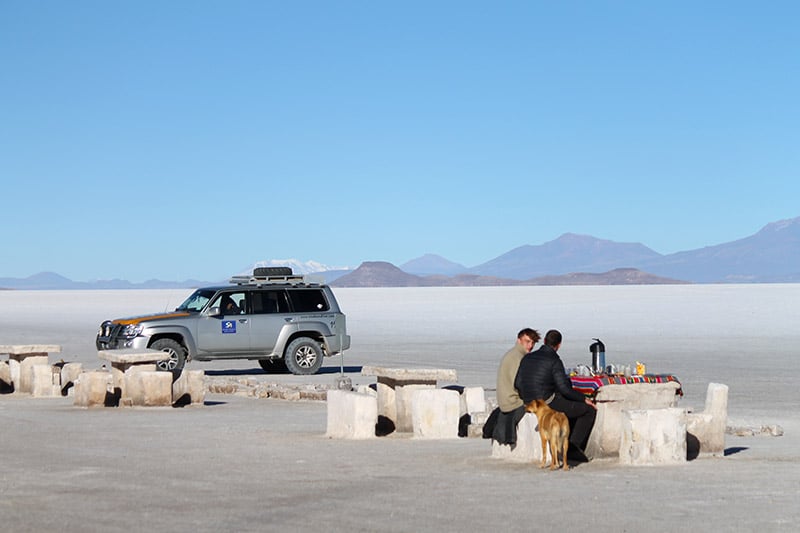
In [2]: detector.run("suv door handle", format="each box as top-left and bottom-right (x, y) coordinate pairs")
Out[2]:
(238, 319), (248, 324)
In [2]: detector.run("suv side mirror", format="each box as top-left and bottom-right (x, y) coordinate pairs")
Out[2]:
(208, 306), (222, 317)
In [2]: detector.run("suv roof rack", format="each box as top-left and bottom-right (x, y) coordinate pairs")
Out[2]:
(228, 267), (325, 287)
(229, 274), (307, 286)
(254, 266), (293, 277)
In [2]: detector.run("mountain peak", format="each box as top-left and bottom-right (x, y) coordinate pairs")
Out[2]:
(550, 233), (613, 247)
(401, 254), (467, 276)
(470, 232), (661, 279)
(333, 261), (423, 287)
(760, 216), (800, 234)
(26, 271), (74, 284)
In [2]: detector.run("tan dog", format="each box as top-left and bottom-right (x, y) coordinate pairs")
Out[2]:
(525, 399), (570, 471)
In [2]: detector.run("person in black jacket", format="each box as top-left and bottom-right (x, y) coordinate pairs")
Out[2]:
(515, 329), (597, 462)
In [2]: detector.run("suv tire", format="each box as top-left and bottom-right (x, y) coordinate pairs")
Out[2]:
(151, 338), (187, 371)
(284, 337), (324, 375)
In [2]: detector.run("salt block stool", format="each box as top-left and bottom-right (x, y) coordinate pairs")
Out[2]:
(172, 369), (206, 406)
(686, 382), (728, 457)
(619, 408), (687, 466)
(491, 413), (551, 464)
(0, 361), (11, 392)
(410, 388), (460, 439)
(122, 371), (173, 407)
(60, 363), (84, 396)
(73, 371), (113, 408)
(460, 386), (486, 417)
(30, 364), (62, 397)
(326, 389), (378, 439)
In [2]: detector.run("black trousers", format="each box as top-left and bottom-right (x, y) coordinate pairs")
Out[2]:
(548, 393), (597, 450)
(487, 405), (526, 446)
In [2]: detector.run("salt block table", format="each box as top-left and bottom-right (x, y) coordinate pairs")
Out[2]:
(0, 344), (62, 394)
(582, 381), (683, 459)
(97, 349), (168, 396)
(361, 366), (458, 433)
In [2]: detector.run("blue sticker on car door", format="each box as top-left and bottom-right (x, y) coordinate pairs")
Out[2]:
(222, 320), (237, 334)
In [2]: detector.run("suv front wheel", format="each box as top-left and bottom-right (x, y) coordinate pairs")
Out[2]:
(151, 338), (187, 371)
(284, 337), (323, 375)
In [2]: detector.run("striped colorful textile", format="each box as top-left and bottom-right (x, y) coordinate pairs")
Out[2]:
(569, 374), (682, 398)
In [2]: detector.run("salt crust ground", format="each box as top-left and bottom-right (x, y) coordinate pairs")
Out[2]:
(1, 286), (799, 532)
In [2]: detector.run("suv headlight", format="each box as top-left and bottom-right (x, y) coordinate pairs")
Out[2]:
(120, 324), (144, 338)
(98, 321), (112, 337)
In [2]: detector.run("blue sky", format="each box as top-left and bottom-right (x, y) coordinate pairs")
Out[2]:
(2, 1), (798, 282)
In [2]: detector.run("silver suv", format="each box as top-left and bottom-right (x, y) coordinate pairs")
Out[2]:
(95, 268), (350, 375)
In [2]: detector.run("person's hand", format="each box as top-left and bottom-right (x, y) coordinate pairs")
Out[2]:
(585, 398), (597, 410)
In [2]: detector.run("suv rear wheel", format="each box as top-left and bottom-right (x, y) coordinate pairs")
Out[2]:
(284, 337), (323, 375)
(151, 338), (187, 371)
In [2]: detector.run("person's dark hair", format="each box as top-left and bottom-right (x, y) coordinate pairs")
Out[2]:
(518, 328), (541, 343)
(544, 329), (562, 347)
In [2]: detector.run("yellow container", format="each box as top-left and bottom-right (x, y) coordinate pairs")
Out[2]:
(635, 361), (646, 375)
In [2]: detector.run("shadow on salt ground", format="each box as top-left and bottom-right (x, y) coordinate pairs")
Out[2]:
(725, 446), (749, 456)
(204, 365), (363, 377)
(317, 366), (363, 375)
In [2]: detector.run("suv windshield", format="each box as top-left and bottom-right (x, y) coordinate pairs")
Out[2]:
(176, 289), (216, 312)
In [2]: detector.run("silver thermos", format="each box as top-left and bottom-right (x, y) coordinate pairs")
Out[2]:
(590, 338), (606, 374)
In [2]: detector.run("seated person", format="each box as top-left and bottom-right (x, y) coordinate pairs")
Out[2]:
(220, 295), (240, 315)
(486, 328), (540, 445)
(515, 329), (597, 462)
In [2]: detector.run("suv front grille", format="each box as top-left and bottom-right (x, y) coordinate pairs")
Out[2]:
(97, 321), (128, 349)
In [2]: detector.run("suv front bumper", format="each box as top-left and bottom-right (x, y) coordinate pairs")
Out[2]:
(96, 321), (150, 351)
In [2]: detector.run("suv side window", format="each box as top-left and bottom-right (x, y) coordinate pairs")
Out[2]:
(251, 290), (289, 314)
(287, 289), (329, 312)
(212, 291), (247, 315)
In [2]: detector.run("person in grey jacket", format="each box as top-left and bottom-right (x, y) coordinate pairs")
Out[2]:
(515, 329), (597, 462)
(485, 328), (540, 445)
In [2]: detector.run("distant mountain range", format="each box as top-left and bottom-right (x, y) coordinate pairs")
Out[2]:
(331, 262), (684, 287)
(0, 272), (219, 291)
(2, 216), (798, 289)
(399, 216), (800, 284)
